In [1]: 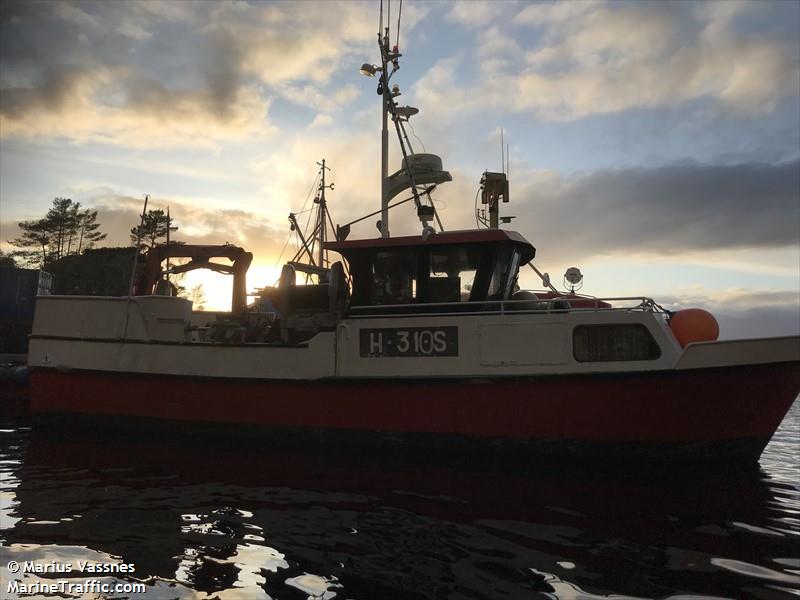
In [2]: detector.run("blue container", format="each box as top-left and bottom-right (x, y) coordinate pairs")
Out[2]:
(0, 268), (52, 353)
(0, 268), (52, 320)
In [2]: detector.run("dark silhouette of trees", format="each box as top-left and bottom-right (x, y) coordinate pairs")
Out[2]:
(130, 209), (171, 249)
(8, 198), (107, 268)
(0, 250), (16, 268)
(75, 208), (106, 253)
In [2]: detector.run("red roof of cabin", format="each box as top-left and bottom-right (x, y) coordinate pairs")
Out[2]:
(325, 229), (533, 252)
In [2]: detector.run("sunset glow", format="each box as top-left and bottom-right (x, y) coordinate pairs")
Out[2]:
(1, 1), (797, 337)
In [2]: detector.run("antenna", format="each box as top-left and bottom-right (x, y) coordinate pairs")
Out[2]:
(396, 0), (402, 47)
(128, 194), (149, 295)
(122, 194), (150, 342)
(500, 128), (505, 174)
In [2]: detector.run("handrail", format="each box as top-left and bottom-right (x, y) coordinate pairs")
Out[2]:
(347, 296), (663, 318)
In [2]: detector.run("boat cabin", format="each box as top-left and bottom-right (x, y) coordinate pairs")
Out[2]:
(326, 229), (535, 309)
(265, 229), (534, 343)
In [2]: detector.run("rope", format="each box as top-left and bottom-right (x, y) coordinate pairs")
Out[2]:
(407, 119), (426, 152)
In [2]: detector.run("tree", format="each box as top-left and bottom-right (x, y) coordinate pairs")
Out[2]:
(130, 209), (170, 249)
(0, 250), (16, 268)
(187, 283), (207, 311)
(46, 197), (79, 261)
(8, 218), (52, 267)
(76, 209), (107, 252)
(8, 197), (107, 268)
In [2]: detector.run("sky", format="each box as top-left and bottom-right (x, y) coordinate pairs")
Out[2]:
(0, 0), (798, 338)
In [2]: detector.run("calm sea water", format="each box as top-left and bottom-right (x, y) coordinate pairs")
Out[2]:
(1, 400), (798, 600)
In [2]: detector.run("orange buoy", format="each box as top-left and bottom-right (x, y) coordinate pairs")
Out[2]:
(669, 308), (720, 347)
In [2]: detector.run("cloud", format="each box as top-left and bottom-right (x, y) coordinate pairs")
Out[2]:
(446, 1), (511, 29)
(246, 127), (383, 237)
(85, 193), (290, 266)
(0, 1), (379, 146)
(513, 1), (601, 26)
(657, 288), (799, 340)
(275, 83), (360, 114)
(308, 114), (334, 129)
(714, 304), (799, 339)
(429, 1), (800, 122)
(509, 160), (799, 261)
(0, 66), (274, 147)
(662, 288), (799, 310)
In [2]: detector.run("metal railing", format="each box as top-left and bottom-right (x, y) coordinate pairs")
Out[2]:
(347, 296), (664, 319)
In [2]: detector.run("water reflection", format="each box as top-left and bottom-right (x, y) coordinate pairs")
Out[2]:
(1, 401), (798, 599)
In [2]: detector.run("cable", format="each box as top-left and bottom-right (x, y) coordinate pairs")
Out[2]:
(299, 171), (320, 222)
(407, 119), (426, 152)
(272, 169), (320, 274)
(272, 230), (293, 276)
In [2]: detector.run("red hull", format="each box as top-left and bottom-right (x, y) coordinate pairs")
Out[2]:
(29, 362), (799, 447)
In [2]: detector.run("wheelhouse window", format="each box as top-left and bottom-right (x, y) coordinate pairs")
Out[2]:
(344, 238), (530, 309)
(573, 324), (661, 362)
(428, 246), (481, 302)
(370, 250), (418, 305)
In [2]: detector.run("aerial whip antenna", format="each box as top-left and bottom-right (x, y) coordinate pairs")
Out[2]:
(501, 128), (505, 174)
(396, 0), (402, 47)
(122, 194), (149, 342)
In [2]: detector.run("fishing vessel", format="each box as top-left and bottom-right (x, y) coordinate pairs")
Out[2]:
(27, 10), (799, 462)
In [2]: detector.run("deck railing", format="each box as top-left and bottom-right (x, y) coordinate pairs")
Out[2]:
(347, 296), (665, 319)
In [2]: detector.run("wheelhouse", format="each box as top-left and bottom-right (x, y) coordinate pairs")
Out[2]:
(326, 229), (535, 309)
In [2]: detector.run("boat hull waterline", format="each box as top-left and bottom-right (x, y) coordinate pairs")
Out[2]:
(30, 360), (799, 460)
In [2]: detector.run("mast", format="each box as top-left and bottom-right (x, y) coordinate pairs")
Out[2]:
(285, 159), (334, 282)
(358, 0), (450, 239)
(316, 158), (332, 269)
(380, 29), (390, 238)
(165, 206), (171, 294)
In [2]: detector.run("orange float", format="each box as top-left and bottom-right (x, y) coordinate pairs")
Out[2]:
(669, 308), (720, 347)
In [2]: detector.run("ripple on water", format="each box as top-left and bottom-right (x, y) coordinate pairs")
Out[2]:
(0, 398), (797, 599)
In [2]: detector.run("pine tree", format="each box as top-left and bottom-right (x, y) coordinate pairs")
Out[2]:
(0, 250), (16, 268)
(76, 209), (107, 252)
(9, 217), (54, 267)
(8, 197), (107, 268)
(46, 197), (79, 261)
(130, 209), (170, 249)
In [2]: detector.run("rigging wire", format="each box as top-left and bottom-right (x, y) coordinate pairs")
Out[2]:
(272, 169), (321, 274)
(300, 168), (322, 240)
(407, 119), (426, 152)
(298, 171), (321, 216)
(273, 233), (293, 276)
